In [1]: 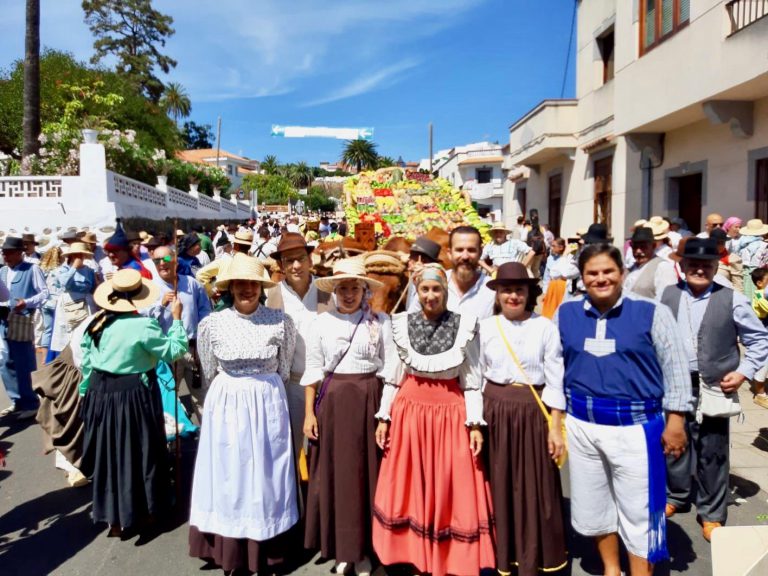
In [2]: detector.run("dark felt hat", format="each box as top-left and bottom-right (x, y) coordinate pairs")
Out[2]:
(486, 262), (538, 290)
(582, 223), (611, 245)
(681, 237), (720, 260)
(22, 233), (38, 245)
(630, 226), (655, 243)
(272, 232), (314, 260)
(709, 228), (728, 242)
(1, 236), (24, 251)
(410, 236), (441, 262)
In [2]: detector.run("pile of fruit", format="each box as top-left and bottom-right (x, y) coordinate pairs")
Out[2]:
(344, 168), (490, 243)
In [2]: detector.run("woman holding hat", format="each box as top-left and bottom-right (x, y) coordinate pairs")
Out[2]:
(301, 258), (396, 576)
(188, 253), (299, 574)
(372, 263), (494, 576)
(79, 269), (187, 538)
(479, 262), (567, 575)
(49, 242), (99, 358)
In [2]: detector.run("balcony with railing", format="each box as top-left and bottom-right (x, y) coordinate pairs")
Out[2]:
(727, 0), (768, 35)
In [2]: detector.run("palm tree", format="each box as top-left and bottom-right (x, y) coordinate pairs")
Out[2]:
(295, 161), (312, 189)
(341, 139), (378, 173)
(377, 155), (396, 168)
(261, 154), (279, 175)
(22, 0), (41, 164)
(161, 82), (191, 126)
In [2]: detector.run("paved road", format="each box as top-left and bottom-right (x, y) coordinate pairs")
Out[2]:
(2, 404), (768, 576)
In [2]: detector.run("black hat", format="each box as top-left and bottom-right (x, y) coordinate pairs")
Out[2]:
(216, 234), (231, 248)
(486, 262), (539, 290)
(709, 228), (728, 242)
(105, 221), (131, 251)
(410, 236), (441, 262)
(582, 223), (610, 244)
(1, 236), (24, 251)
(681, 237), (720, 260)
(630, 226), (655, 243)
(22, 233), (38, 245)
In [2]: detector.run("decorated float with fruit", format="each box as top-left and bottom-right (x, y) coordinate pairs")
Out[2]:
(343, 167), (490, 244)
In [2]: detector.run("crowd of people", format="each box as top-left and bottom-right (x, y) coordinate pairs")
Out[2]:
(1, 209), (768, 576)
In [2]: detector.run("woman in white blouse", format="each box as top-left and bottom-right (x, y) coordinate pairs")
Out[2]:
(479, 262), (567, 575)
(372, 264), (494, 576)
(301, 258), (395, 576)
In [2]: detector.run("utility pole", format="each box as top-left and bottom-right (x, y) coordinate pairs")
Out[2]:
(215, 116), (222, 171)
(428, 122), (433, 173)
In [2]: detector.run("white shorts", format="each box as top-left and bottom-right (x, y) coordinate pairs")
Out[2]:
(566, 416), (652, 559)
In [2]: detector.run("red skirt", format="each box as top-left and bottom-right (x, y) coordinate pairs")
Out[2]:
(372, 374), (495, 576)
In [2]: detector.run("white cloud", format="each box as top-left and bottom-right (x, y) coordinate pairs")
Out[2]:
(303, 59), (420, 106)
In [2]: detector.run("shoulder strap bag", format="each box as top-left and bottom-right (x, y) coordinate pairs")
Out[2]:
(495, 315), (567, 468)
(314, 314), (364, 415)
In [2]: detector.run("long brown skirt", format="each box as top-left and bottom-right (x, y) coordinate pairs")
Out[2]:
(305, 372), (382, 563)
(484, 382), (567, 575)
(189, 524), (295, 573)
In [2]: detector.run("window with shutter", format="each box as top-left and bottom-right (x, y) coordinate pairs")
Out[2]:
(640, 0), (690, 54)
(661, 0), (674, 35)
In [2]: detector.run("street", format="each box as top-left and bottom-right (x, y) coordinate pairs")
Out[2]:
(1, 385), (768, 576)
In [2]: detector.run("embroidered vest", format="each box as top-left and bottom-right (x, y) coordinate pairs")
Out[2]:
(559, 296), (664, 402)
(661, 283), (739, 384)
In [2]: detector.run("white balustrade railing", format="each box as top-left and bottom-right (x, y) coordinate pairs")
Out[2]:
(198, 193), (220, 211)
(167, 185), (198, 209)
(221, 199), (236, 213)
(110, 172), (166, 207)
(0, 176), (62, 198)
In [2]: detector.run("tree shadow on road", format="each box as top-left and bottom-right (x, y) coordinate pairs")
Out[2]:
(0, 485), (98, 575)
(751, 428), (768, 453)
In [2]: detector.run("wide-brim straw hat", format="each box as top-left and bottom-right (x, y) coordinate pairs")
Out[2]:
(80, 231), (98, 245)
(740, 218), (768, 236)
(316, 257), (384, 293)
(233, 230), (254, 247)
(364, 250), (406, 274)
(647, 216), (670, 240)
(94, 269), (159, 313)
(489, 222), (511, 234)
(215, 253), (276, 290)
(62, 242), (94, 257)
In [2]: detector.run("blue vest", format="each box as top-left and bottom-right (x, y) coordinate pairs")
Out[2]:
(0, 262), (37, 317)
(559, 295), (664, 403)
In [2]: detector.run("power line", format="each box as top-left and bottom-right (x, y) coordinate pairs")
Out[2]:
(560, 1), (577, 98)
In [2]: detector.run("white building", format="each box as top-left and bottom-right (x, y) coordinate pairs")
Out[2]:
(177, 149), (260, 195)
(504, 0), (768, 240)
(433, 142), (505, 221)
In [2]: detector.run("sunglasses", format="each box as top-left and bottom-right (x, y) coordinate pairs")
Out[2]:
(152, 255), (174, 264)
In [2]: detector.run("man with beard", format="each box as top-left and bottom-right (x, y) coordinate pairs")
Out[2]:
(265, 233), (334, 456)
(409, 226), (495, 320)
(623, 226), (678, 300)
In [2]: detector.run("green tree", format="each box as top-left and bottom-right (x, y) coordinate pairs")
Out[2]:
(294, 161), (312, 189)
(241, 173), (297, 205)
(306, 185), (336, 212)
(161, 82), (190, 125)
(341, 138), (378, 173)
(377, 155), (396, 168)
(0, 50), (179, 158)
(181, 121), (213, 149)
(82, 0), (177, 102)
(22, 0), (41, 162)
(261, 154), (279, 175)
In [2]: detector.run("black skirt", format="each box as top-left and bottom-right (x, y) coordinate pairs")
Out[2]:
(483, 382), (567, 575)
(80, 369), (169, 528)
(304, 372), (382, 563)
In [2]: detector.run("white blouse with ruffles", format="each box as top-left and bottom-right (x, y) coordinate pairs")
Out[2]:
(299, 309), (398, 386)
(375, 311), (485, 426)
(478, 314), (566, 411)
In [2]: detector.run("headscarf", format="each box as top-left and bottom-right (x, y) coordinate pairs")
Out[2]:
(414, 263), (448, 294)
(723, 217), (743, 233)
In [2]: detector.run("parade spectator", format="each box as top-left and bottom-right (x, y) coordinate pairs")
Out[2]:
(555, 243), (691, 574)
(319, 216), (330, 239)
(749, 268), (768, 409)
(661, 238), (768, 541)
(177, 232), (203, 277)
(737, 218), (768, 298)
(79, 269), (187, 538)
(23, 233), (41, 264)
(479, 262), (567, 575)
(542, 237), (566, 294)
(373, 263), (494, 576)
(338, 216), (348, 237)
(624, 219), (647, 269)
(670, 217), (693, 239)
(193, 224), (214, 262)
(265, 232), (335, 457)
(723, 216), (743, 253)
(189, 255), (298, 574)
(623, 226), (678, 300)
(302, 258), (395, 576)
(251, 227), (276, 261)
(103, 225), (153, 280)
(196, 230), (250, 299)
(697, 213), (724, 238)
(405, 236), (442, 313)
(480, 222), (533, 275)
(516, 214), (530, 241)
(710, 228), (744, 292)
(0, 235), (48, 418)
(39, 246), (64, 355)
(48, 242), (98, 357)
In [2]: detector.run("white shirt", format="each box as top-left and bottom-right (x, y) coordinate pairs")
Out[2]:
(479, 314), (566, 411)
(481, 239), (532, 267)
(280, 279), (320, 376)
(623, 258), (679, 300)
(300, 309), (397, 386)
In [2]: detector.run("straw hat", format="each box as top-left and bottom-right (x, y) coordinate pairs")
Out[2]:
(647, 216), (669, 240)
(62, 242), (94, 257)
(364, 250), (406, 274)
(93, 269), (160, 313)
(232, 230), (253, 247)
(176, 229), (185, 237)
(489, 222), (511, 234)
(316, 258), (384, 293)
(215, 253), (276, 291)
(739, 218), (768, 237)
(80, 231), (98, 245)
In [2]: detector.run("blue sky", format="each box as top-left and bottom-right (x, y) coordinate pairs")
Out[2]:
(1, 0), (577, 164)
